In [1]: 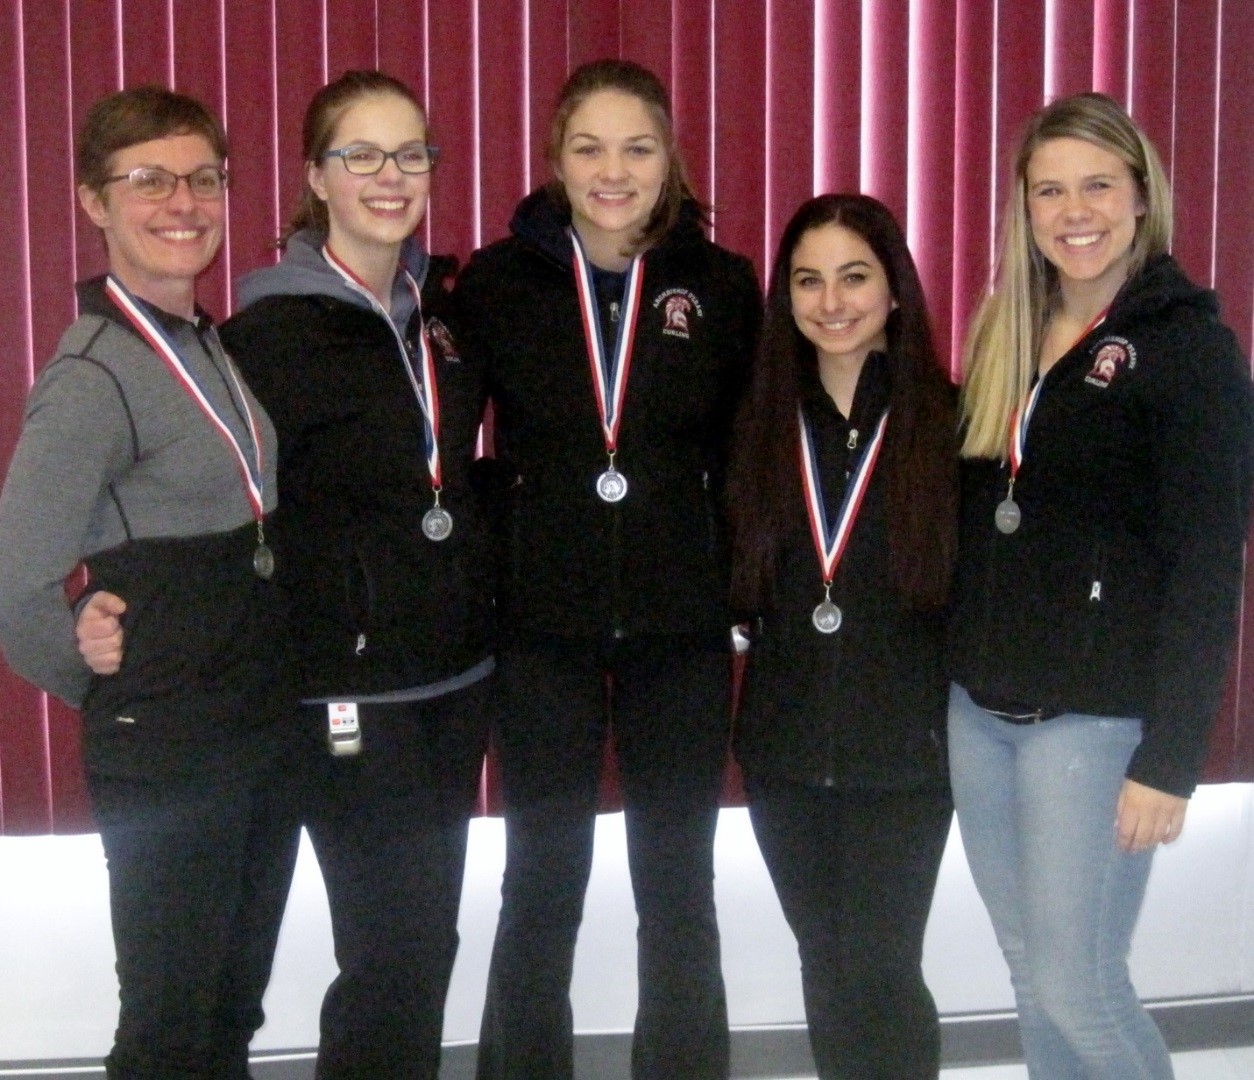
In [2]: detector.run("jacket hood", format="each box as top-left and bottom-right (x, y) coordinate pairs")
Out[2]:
(1109, 253), (1219, 326)
(508, 186), (708, 267)
(234, 228), (429, 319)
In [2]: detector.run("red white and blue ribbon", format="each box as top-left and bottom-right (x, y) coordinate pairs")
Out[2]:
(569, 229), (645, 457)
(798, 406), (889, 586)
(322, 245), (442, 490)
(1007, 377), (1045, 481)
(104, 274), (264, 520)
(1005, 307), (1109, 477)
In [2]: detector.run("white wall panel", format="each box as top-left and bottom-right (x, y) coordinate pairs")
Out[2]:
(2, 787), (1251, 1061)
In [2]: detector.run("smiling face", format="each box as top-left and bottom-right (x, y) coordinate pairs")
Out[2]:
(77, 132), (224, 316)
(555, 89), (667, 269)
(308, 92), (430, 267)
(1026, 136), (1145, 305)
(789, 223), (894, 371)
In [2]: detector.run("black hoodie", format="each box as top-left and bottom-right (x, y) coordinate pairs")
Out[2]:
(453, 189), (761, 642)
(220, 231), (494, 699)
(948, 254), (1254, 796)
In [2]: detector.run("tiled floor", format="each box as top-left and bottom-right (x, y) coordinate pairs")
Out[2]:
(937, 1046), (1254, 1079)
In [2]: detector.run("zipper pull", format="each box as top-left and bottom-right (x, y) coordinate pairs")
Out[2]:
(610, 301), (620, 323)
(847, 428), (859, 450)
(1089, 581), (1102, 602)
(355, 633), (367, 655)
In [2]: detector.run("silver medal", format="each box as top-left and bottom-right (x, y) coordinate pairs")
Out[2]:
(812, 600), (842, 634)
(994, 498), (1021, 535)
(422, 506), (454, 542)
(596, 468), (628, 503)
(253, 541), (275, 579)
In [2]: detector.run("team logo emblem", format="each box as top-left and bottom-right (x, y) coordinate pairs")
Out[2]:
(653, 288), (704, 339)
(1084, 336), (1136, 388)
(425, 316), (460, 363)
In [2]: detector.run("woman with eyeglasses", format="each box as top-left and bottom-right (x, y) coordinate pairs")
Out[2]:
(0, 86), (298, 1076)
(219, 70), (492, 1078)
(453, 59), (760, 1079)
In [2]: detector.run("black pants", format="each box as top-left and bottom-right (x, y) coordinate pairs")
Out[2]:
(89, 753), (301, 1080)
(747, 778), (953, 1080)
(476, 637), (731, 1080)
(302, 682), (489, 1080)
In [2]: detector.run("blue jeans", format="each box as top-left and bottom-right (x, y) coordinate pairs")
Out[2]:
(948, 684), (1172, 1080)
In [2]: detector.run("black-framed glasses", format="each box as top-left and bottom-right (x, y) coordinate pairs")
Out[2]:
(322, 143), (440, 176)
(102, 166), (229, 201)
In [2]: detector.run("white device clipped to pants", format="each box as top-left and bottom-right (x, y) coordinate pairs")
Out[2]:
(327, 701), (362, 756)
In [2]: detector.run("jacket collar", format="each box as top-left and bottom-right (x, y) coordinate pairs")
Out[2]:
(508, 186), (707, 269)
(76, 275), (212, 341)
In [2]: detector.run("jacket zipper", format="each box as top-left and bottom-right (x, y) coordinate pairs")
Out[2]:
(1083, 544), (1107, 654)
(346, 546), (375, 656)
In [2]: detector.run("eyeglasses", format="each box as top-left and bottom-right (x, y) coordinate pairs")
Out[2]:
(322, 143), (440, 176)
(102, 166), (229, 201)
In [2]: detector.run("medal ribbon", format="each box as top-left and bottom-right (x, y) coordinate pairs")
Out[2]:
(1007, 377), (1045, 480)
(798, 407), (889, 586)
(322, 245), (442, 490)
(569, 229), (645, 456)
(104, 275), (264, 520)
(1006, 306), (1110, 479)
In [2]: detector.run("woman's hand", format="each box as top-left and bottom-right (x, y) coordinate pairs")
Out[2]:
(76, 591), (126, 675)
(1115, 778), (1188, 853)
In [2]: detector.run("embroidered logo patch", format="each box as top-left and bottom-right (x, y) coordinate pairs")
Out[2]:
(425, 316), (460, 363)
(1084, 336), (1136, 388)
(652, 288), (703, 339)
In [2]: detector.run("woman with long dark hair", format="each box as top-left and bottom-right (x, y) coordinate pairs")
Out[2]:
(453, 58), (760, 1080)
(728, 193), (957, 1080)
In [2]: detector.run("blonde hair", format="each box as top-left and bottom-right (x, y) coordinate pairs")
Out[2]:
(959, 92), (1172, 457)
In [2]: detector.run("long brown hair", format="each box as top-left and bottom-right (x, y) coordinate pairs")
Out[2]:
(545, 59), (708, 253)
(729, 194), (958, 612)
(281, 70), (428, 246)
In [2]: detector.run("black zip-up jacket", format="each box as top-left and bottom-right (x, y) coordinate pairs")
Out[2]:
(220, 233), (493, 699)
(737, 354), (950, 791)
(453, 190), (761, 641)
(949, 255), (1254, 796)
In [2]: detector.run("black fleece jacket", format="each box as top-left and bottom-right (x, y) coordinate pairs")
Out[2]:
(220, 234), (493, 699)
(949, 255), (1254, 796)
(453, 190), (761, 642)
(736, 354), (951, 791)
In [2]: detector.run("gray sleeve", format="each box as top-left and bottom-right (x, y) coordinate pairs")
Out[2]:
(0, 356), (134, 706)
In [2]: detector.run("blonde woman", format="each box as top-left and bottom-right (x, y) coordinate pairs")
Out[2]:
(948, 92), (1253, 1078)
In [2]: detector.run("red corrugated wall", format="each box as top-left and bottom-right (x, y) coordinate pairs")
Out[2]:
(1, 0), (1250, 833)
